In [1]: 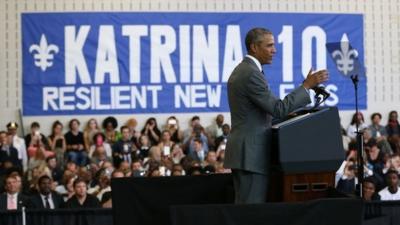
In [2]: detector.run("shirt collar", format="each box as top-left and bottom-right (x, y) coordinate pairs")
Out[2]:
(40, 193), (52, 199)
(7, 193), (18, 198)
(245, 55), (262, 72)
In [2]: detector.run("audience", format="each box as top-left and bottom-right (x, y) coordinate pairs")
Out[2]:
(1, 111), (399, 211)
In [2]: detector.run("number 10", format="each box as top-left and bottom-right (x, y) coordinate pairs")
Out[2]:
(278, 25), (327, 82)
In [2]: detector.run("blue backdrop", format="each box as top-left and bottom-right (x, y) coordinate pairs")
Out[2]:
(22, 12), (366, 116)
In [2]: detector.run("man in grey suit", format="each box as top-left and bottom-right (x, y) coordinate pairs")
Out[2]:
(224, 28), (329, 203)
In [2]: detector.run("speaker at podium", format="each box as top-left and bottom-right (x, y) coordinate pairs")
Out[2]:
(269, 107), (345, 202)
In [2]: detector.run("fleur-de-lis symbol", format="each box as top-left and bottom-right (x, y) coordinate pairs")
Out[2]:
(29, 34), (59, 72)
(331, 34), (358, 76)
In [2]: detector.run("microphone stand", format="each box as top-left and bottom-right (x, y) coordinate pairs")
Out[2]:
(351, 74), (364, 198)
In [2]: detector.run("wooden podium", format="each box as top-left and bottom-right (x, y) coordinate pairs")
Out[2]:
(268, 107), (344, 202)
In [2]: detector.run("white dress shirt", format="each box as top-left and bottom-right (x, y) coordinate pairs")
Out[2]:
(40, 193), (55, 209)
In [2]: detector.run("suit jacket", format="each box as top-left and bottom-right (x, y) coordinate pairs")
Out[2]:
(0, 146), (21, 168)
(29, 191), (65, 209)
(224, 57), (310, 174)
(0, 193), (30, 210)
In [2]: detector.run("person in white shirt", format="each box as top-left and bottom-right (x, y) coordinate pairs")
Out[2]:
(379, 169), (400, 200)
(7, 122), (28, 172)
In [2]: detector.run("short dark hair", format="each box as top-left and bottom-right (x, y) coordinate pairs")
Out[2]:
(120, 125), (129, 133)
(370, 113), (382, 121)
(38, 175), (52, 184)
(191, 116), (200, 122)
(193, 138), (202, 145)
(222, 124), (230, 129)
(31, 122), (40, 128)
(366, 138), (378, 148)
(386, 169), (399, 178)
(245, 28), (273, 53)
(363, 176), (377, 186)
(73, 177), (87, 187)
(46, 155), (56, 163)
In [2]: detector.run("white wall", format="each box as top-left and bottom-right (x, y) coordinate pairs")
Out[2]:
(0, 0), (399, 135)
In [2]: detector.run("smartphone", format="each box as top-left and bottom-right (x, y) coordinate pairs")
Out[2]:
(163, 146), (171, 156)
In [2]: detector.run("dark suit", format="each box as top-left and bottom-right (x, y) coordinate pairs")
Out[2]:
(0, 145), (21, 168)
(224, 56), (310, 203)
(29, 191), (64, 209)
(0, 193), (30, 210)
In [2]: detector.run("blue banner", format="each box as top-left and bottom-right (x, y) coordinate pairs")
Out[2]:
(22, 12), (365, 116)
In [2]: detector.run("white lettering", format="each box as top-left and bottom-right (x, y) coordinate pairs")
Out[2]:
(65, 26), (91, 84)
(150, 25), (177, 83)
(95, 26), (120, 84)
(122, 25), (148, 84)
(192, 25), (219, 83)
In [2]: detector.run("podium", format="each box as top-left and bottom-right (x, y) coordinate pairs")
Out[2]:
(269, 107), (344, 202)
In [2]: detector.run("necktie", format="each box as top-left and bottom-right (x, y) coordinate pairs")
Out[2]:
(261, 70), (265, 75)
(45, 196), (51, 209)
(8, 196), (16, 210)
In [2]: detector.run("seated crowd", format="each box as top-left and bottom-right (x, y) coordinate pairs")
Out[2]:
(336, 110), (400, 201)
(0, 110), (399, 210)
(0, 114), (230, 209)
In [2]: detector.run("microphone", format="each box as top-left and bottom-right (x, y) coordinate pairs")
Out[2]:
(312, 86), (330, 101)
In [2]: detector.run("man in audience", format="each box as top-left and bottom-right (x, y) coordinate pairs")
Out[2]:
(46, 156), (63, 185)
(30, 175), (64, 209)
(0, 174), (30, 210)
(369, 113), (393, 154)
(215, 124), (231, 150)
(25, 122), (49, 151)
(183, 124), (209, 154)
(183, 116), (201, 141)
(206, 114), (225, 146)
(6, 122), (28, 172)
(189, 138), (207, 162)
(113, 126), (135, 168)
(379, 169), (400, 200)
(0, 131), (21, 170)
(65, 178), (100, 208)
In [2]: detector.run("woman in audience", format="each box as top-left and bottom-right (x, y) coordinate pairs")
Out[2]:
(362, 177), (380, 201)
(347, 112), (368, 139)
(164, 116), (183, 143)
(141, 117), (161, 146)
(48, 120), (67, 168)
(88, 132), (112, 159)
(65, 119), (87, 167)
(102, 116), (121, 145)
(55, 173), (76, 201)
(157, 130), (175, 158)
(83, 118), (100, 152)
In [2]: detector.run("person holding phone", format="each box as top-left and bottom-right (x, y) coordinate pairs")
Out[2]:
(165, 116), (183, 143)
(157, 130), (175, 158)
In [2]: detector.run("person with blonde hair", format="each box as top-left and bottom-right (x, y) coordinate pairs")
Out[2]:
(83, 118), (100, 152)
